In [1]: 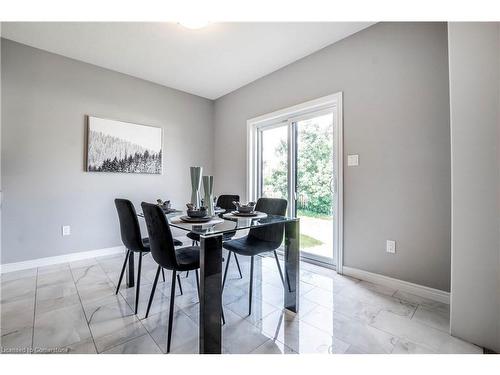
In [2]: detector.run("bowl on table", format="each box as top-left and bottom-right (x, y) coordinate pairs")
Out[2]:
(233, 201), (256, 214)
(185, 203), (208, 218)
(187, 208), (207, 218)
(157, 199), (172, 210)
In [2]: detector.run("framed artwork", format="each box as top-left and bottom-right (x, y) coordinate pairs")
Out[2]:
(87, 116), (162, 174)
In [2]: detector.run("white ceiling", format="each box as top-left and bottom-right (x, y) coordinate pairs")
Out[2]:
(1, 22), (374, 99)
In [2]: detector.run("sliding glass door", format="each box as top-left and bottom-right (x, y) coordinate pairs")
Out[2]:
(293, 111), (335, 265)
(259, 124), (289, 202)
(256, 108), (338, 266)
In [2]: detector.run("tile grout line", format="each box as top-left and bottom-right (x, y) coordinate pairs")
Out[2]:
(407, 303), (452, 333)
(99, 332), (154, 354)
(31, 267), (39, 352)
(222, 262), (412, 352)
(324, 307), (400, 354)
(95, 255), (141, 316)
(409, 302), (418, 319)
(118, 290), (163, 354)
(94, 255), (163, 354)
(294, 285), (402, 349)
(141, 319), (166, 354)
(392, 288), (426, 314)
(134, 274), (197, 355)
(353, 293), (460, 352)
(142, 307), (194, 354)
(69, 259), (99, 354)
(96, 253), (160, 313)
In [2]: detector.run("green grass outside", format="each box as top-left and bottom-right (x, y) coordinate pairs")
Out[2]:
(297, 208), (332, 220)
(300, 233), (323, 249)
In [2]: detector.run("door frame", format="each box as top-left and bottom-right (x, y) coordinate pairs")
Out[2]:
(246, 92), (344, 273)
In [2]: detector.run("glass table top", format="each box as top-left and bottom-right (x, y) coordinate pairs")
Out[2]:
(138, 210), (298, 237)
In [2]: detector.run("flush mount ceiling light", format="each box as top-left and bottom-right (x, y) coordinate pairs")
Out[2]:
(178, 21), (210, 30)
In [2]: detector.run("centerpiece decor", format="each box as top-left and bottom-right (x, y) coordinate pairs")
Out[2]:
(203, 175), (214, 216)
(190, 166), (202, 208)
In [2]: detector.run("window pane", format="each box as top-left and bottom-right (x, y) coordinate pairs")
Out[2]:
(261, 125), (288, 200)
(296, 113), (334, 262)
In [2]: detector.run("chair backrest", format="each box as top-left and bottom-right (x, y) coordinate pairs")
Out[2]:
(114, 199), (146, 253)
(216, 194), (240, 212)
(248, 197), (288, 246)
(141, 202), (178, 270)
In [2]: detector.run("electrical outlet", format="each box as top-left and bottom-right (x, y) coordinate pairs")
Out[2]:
(386, 240), (396, 254)
(62, 225), (71, 236)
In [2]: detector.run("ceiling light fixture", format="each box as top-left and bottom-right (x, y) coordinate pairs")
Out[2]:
(178, 21), (210, 30)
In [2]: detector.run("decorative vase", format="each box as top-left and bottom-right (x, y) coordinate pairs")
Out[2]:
(203, 175), (214, 216)
(190, 166), (202, 208)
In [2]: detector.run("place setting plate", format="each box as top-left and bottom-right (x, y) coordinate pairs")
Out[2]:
(223, 211), (267, 219)
(179, 216), (212, 223)
(170, 215), (224, 225)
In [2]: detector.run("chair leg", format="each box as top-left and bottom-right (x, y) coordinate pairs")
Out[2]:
(167, 270), (177, 353)
(273, 250), (286, 288)
(234, 254), (243, 279)
(248, 256), (254, 316)
(161, 268), (165, 282)
(135, 252), (143, 315)
(185, 271), (189, 278)
(221, 251), (232, 291)
(145, 265), (161, 319)
(177, 274), (183, 295)
(115, 250), (130, 295)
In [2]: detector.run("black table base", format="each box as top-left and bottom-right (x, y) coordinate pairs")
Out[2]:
(284, 220), (300, 312)
(199, 235), (223, 354)
(197, 219), (300, 354)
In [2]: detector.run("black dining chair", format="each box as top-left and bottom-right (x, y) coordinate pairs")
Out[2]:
(114, 199), (184, 314)
(186, 194), (243, 278)
(141, 202), (202, 353)
(221, 197), (288, 315)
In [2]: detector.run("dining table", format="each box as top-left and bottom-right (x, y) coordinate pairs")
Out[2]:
(135, 208), (300, 354)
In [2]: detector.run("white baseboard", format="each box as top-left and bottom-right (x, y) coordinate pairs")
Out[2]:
(0, 246), (126, 274)
(342, 266), (450, 304)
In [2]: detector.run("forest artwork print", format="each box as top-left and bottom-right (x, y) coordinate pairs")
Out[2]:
(87, 116), (162, 174)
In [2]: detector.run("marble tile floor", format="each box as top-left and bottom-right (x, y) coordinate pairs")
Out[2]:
(1, 239), (483, 354)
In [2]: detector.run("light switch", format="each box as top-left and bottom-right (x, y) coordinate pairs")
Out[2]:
(347, 154), (359, 166)
(386, 240), (396, 254)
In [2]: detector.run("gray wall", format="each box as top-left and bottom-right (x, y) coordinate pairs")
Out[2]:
(0, 36), (2, 187)
(448, 22), (500, 352)
(214, 22), (452, 291)
(1, 39), (214, 264)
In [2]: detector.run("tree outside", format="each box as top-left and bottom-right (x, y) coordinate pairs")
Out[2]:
(263, 115), (334, 257)
(265, 118), (334, 215)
